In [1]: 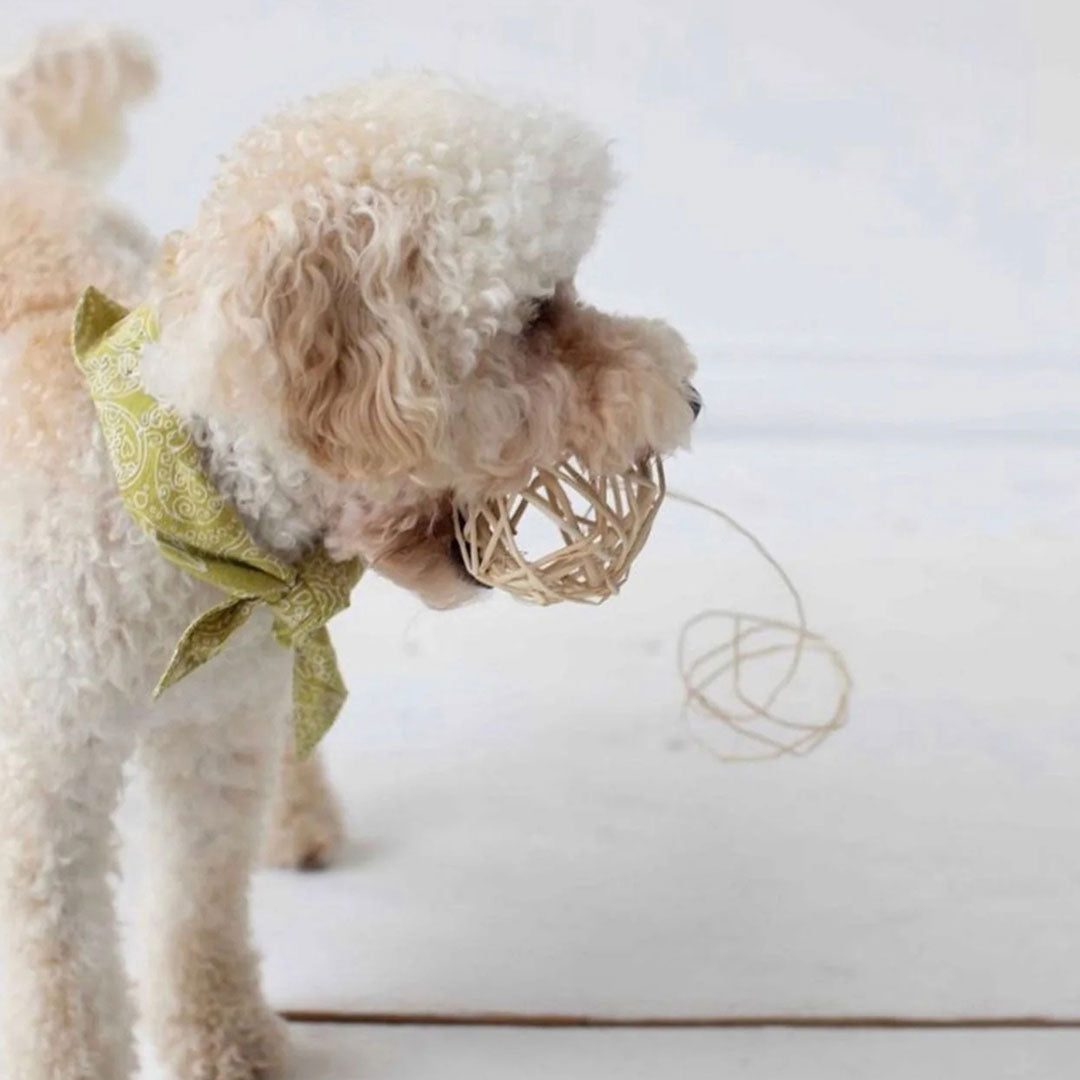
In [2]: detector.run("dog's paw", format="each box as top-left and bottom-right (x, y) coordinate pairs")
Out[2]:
(264, 750), (346, 871)
(263, 786), (345, 871)
(152, 1001), (288, 1080)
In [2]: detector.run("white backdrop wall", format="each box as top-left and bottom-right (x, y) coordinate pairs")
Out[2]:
(7, 0), (1076, 361)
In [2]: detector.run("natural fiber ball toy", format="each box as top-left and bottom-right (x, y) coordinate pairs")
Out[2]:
(454, 455), (665, 605)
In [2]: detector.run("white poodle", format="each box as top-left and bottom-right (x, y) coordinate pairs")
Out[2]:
(0, 27), (698, 1079)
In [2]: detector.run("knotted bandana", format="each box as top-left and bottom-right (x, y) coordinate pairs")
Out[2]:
(72, 287), (364, 757)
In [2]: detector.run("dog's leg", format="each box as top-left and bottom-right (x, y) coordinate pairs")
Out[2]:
(0, 714), (137, 1080)
(137, 695), (290, 1080)
(264, 743), (345, 870)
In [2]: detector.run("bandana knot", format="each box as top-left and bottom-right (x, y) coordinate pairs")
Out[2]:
(72, 287), (363, 756)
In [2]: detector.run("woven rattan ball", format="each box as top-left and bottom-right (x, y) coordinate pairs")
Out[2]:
(454, 456), (666, 605)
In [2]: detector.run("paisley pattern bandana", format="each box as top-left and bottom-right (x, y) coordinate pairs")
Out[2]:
(71, 287), (364, 757)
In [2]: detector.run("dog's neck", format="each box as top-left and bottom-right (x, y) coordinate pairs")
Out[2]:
(185, 413), (336, 563)
(137, 328), (340, 563)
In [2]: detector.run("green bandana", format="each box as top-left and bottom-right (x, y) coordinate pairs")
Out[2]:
(71, 287), (364, 757)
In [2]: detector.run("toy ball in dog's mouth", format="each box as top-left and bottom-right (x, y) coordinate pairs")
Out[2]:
(454, 455), (666, 606)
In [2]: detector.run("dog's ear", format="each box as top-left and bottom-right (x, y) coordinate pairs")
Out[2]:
(251, 190), (443, 481)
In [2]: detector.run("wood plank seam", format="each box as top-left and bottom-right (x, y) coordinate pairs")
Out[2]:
(280, 1011), (1080, 1030)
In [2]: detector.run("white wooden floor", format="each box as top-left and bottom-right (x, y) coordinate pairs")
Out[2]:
(216, 357), (1079, 1025)
(133, 1024), (1080, 1080)
(43, 357), (1080, 1074)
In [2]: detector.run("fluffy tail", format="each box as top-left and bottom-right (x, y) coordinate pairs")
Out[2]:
(0, 26), (157, 179)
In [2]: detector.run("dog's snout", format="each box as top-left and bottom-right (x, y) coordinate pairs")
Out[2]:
(686, 383), (703, 420)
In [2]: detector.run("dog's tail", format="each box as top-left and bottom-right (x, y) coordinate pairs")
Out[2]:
(0, 26), (157, 180)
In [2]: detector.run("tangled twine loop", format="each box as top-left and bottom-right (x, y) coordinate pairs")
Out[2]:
(456, 458), (851, 759)
(669, 492), (851, 761)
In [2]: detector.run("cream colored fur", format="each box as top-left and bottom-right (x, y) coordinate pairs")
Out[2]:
(0, 26), (697, 1080)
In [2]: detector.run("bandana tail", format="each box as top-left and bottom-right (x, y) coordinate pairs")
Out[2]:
(292, 627), (349, 758)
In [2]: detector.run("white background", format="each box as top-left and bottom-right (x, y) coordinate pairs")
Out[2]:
(4, 3), (1080, 1076)
(9, 0), (1080, 360)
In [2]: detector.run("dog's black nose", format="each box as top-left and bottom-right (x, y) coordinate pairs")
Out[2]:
(687, 383), (703, 420)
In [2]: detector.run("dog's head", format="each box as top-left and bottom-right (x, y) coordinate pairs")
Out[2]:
(150, 76), (698, 607)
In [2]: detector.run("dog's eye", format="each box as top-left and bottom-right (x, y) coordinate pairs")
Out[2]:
(524, 295), (559, 333)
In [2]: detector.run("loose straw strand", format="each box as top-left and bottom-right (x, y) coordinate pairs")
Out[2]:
(669, 489), (852, 763)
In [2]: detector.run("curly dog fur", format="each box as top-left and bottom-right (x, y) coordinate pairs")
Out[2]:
(0, 26), (697, 1079)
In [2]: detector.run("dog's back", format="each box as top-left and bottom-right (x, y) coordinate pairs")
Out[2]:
(0, 26), (172, 723)
(0, 25), (159, 328)
(0, 28), (158, 499)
